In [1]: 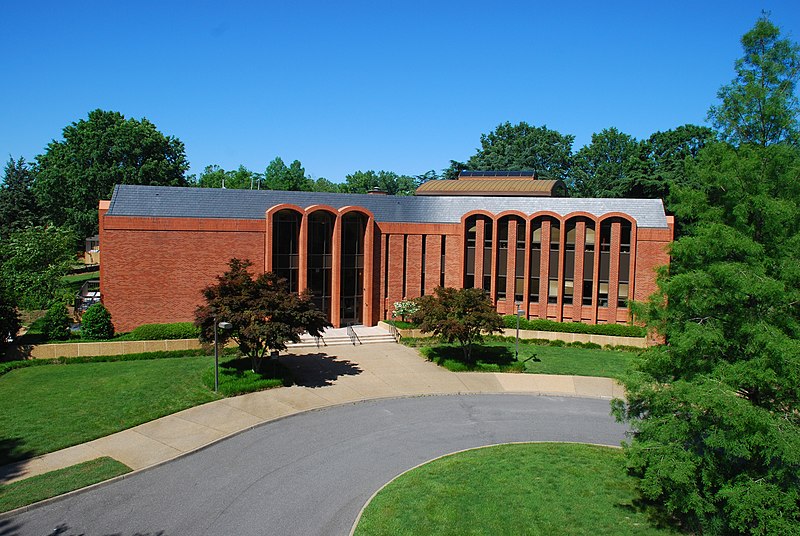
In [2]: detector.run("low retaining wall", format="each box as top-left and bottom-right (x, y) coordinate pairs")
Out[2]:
(26, 339), (203, 360)
(377, 321), (647, 349)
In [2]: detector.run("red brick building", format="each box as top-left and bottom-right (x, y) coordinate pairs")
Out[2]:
(99, 172), (673, 333)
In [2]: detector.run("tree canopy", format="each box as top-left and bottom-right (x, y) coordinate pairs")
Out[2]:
(708, 15), (800, 147)
(340, 170), (418, 195)
(570, 127), (639, 197)
(262, 157), (314, 191)
(195, 259), (331, 372)
(450, 122), (575, 182)
(0, 225), (76, 310)
(195, 164), (262, 190)
(34, 109), (189, 240)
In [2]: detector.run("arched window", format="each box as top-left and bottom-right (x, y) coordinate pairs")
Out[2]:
(272, 210), (301, 292)
(582, 222), (596, 306)
(562, 220), (577, 305)
(548, 220), (560, 304)
(496, 216), (526, 302)
(464, 216), (477, 289)
(307, 211), (335, 319)
(341, 212), (366, 325)
(528, 218), (543, 303)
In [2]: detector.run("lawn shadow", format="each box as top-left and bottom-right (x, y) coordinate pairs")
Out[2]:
(616, 497), (689, 533)
(426, 344), (527, 372)
(0, 438), (36, 482)
(278, 352), (362, 387)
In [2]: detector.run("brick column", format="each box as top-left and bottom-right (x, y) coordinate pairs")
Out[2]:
(298, 212), (308, 292)
(538, 221), (551, 319)
(474, 219), (485, 289)
(363, 217), (375, 326)
(572, 220), (586, 321)
(489, 217), (498, 303)
(425, 235), (442, 294)
(521, 219), (531, 320)
(331, 214), (342, 327)
(505, 220), (517, 314)
(264, 211), (273, 273)
(444, 234), (461, 288)
(554, 219), (565, 323)
(607, 220), (621, 323)
(405, 235), (423, 299)
(386, 234), (405, 314)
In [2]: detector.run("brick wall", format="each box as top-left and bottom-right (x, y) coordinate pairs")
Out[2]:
(102, 216), (265, 333)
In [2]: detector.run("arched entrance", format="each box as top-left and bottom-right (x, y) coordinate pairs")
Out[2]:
(340, 212), (366, 325)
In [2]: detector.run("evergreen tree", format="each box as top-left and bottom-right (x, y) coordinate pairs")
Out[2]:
(708, 14), (800, 147)
(0, 157), (41, 239)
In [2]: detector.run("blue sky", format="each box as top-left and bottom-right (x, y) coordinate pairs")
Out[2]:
(2, 1), (799, 182)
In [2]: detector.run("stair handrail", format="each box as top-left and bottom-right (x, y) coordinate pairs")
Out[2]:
(388, 322), (401, 343)
(346, 323), (362, 345)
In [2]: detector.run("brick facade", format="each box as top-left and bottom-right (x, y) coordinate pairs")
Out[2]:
(100, 194), (672, 333)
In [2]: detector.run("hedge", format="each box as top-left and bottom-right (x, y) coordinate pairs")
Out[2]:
(119, 322), (200, 341)
(502, 316), (646, 338)
(0, 347), (239, 378)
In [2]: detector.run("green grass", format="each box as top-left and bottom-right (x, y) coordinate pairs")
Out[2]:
(417, 340), (635, 378)
(201, 356), (291, 396)
(0, 457), (130, 513)
(355, 443), (679, 536)
(0, 353), (289, 466)
(384, 319), (418, 329)
(61, 270), (100, 293)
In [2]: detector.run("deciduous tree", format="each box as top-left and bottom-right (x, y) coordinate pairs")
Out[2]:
(0, 226), (76, 310)
(411, 287), (504, 363)
(570, 127), (638, 197)
(195, 259), (331, 373)
(262, 157), (313, 191)
(34, 109), (189, 240)
(459, 122), (575, 181)
(340, 170), (418, 195)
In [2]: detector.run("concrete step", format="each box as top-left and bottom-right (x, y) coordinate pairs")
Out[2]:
(286, 333), (396, 349)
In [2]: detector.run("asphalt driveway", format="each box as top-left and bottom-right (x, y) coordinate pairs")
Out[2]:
(5, 394), (626, 536)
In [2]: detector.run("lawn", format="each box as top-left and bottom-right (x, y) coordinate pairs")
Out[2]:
(417, 340), (636, 378)
(0, 457), (130, 513)
(61, 270), (100, 294)
(0, 353), (288, 466)
(355, 443), (678, 536)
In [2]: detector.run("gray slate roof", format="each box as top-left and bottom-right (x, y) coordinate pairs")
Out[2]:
(106, 185), (669, 228)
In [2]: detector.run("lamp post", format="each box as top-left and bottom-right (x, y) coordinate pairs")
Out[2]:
(214, 320), (232, 393)
(515, 302), (523, 360)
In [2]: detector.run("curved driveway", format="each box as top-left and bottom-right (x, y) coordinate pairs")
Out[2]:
(6, 394), (625, 536)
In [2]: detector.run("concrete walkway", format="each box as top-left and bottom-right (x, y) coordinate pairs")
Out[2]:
(0, 342), (625, 486)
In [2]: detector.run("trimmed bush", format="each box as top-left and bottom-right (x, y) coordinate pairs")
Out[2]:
(80, 303), (114, 340)
(125, 322), (200, 341)
(503, 316), (646, 338)
(42, 303), (71, 341)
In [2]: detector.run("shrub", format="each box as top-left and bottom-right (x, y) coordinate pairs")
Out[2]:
(126, 322), (200, 341)
(42, 303), (71, 341)
(81, 303), (114, 340)
(503, 316), (646, 338)
(392, 299), (419, 321)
